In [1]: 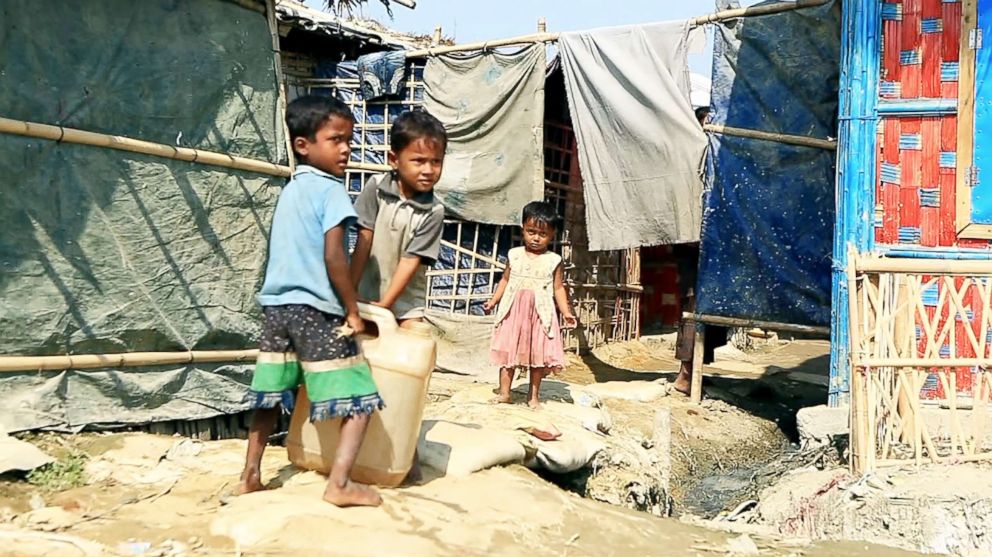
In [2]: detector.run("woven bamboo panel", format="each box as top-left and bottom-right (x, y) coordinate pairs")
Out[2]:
(875, 0), (988, 248)
(849, 257), (992, 472)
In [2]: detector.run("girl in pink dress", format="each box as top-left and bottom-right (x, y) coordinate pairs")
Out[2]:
(483, 202), (578, 409)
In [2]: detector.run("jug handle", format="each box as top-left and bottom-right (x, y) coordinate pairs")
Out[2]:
(358, 302), (398, 336)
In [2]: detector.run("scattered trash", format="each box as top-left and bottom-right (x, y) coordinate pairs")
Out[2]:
(0, 432), (54, 474)
(117, 540), (152, 556)
(164, 439), (203, 462)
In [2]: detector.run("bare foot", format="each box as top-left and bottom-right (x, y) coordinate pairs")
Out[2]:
(234, 469), (265, 495)
(673, 367), (691, 396)
(492, 394), (512, 404)
(527, 399), (542, 410)
(323, 480), (382, 507)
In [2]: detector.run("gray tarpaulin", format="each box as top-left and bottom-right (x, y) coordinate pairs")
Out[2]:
(559, 21), (707, 251)
(424, 45), (546, 225)
(0, 0), (282, 431)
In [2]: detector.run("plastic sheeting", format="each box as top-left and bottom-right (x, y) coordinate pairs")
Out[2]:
(695, 0), (840, 327)
(559, 21), (707, 251)
(0, 0), (283, 431)
(424, 45), (546, 225)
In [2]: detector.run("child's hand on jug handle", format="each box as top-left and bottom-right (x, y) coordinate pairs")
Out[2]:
(562, 313), (578, 329)
(344, 311), (366, 336)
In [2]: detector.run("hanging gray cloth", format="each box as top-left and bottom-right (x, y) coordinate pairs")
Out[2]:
(423, 44), (546, 225)
(559, 21), (707, 251)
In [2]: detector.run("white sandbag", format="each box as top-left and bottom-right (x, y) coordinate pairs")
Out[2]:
(541, 401), (613, 435)
(529, 434), (606, 474)
(417, 420), (526, 477)
(573, 380), (669, 403)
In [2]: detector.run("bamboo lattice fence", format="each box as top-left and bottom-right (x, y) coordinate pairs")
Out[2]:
(848, 253), (992, 474)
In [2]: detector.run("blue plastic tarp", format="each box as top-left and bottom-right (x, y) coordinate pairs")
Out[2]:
(695, 0), (841, 327)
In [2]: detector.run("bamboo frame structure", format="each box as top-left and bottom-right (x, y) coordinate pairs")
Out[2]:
(402, 0), (831, 58)
(848, 251), (992, 474)
(703, 124), (837, 151)
(0, 116), (292, 178)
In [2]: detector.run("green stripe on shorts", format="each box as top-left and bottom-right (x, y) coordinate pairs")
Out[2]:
(251, 358), (303, 393)
(303, 361), (379, 403)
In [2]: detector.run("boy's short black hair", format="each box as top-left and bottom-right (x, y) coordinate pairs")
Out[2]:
(286, 95), (355, 141)
(521, 201), (561, 232)
(390, 110), (448, 154)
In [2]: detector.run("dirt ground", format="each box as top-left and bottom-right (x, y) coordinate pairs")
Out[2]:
(2, 432), (923, 557)
(0, 338), (931, 556)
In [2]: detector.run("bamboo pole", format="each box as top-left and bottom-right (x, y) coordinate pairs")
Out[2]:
(0, 350), (259, 372)
(703, 124), (837, 151)
(857, 257), (992, 275)
(0, 116), (291, 178)
(858, 358), (992, 367)
(682, 312), (830, 335)
(690, 324), (706, 404)
(404, 0), (829, 58)
(848, 249), (869, 474)
(266, 0), (295, 173)
(348, 161), (392, 172)
(689, 0), (832, 26)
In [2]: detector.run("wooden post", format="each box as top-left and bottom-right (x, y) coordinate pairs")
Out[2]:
(893, 276), (916, 443)
(690, 324), (705, 403)
(537, 17), (547, 33)
(433, 25), (442, 45)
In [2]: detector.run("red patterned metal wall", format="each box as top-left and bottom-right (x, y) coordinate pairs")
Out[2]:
(876, 0), (978, 248)
(877, 0), (980, 397)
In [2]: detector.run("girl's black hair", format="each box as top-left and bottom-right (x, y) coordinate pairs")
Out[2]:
(521, 201), (561, 232)
(390, 110), (448, 153)
(286, 95), (355, 141)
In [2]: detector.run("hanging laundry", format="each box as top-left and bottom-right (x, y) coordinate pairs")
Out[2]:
(559, 21), (707, 251)
(423, 44), (545, 225)
(357, 50), (407, 100)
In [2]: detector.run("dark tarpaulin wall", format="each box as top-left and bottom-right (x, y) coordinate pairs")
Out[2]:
(0, 0), (283, 431)
(695, 0), (840, 327)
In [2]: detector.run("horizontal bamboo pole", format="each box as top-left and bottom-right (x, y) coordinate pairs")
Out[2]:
(407, 32), (559, 57)
(0, 350), (259, 372)
(704, 124), (837, 151)
(689, 0), (832, 26)
(857, 257), (992, 275)
(858, 358), (992, 368)
(0, 116), (291, 178)
(682, 312), (831, 335)
(347, 162), (392, 172)
(405, 0), (829, 58)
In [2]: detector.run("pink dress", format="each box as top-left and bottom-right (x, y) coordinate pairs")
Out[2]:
(490, 248), (566, 370)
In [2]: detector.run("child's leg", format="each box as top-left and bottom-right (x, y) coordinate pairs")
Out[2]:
(323, 413), (382, 507)
(238, 306), (300, 494)
(496, 366), (514, 403)
(292, 307), (384, 507)
(527, 367), (548, 409)
(237, 408), (279, 494)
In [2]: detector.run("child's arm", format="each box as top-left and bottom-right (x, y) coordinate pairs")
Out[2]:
(325, 225), (364, 335)
(350, 228), (374, 287)
(553, 263), (577, 328)
(376, 256), (422, 309)
(483, 264), (511, 313)
(376, 204), (444, 309)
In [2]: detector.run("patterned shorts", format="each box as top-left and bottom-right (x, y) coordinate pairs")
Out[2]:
(247, 304), (384, 421)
